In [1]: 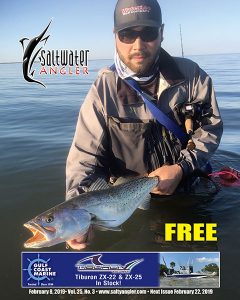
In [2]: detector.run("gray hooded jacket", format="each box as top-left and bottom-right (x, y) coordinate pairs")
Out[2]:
(66, 49), (223, 199)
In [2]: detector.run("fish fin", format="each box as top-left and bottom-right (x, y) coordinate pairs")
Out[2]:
(19, 38), (29, 50)
(19, 37), (29, 43)
(91, 218), (122, 231)
(91, 218), (116, 225)
(113, 176), (136, 186)
(88, 178), (110, 191)
(94, 224), (122, 232)
(41, 35), (50, 45)
(138, 194), (151, 210)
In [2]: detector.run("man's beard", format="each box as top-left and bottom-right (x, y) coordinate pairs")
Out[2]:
(118, 47), (160, 76)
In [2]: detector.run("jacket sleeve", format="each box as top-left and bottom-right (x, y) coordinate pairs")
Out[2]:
(178, 67), (223, 175)
(65, 82), (110, 200)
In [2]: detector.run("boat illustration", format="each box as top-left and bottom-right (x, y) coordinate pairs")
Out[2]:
(162, 257), (216, 279)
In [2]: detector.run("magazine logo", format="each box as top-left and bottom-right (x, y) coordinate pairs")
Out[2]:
(20, 21), (89, 88)
(20, 21), (51, 87)
(75, 254), (143, 273)
(22, 253), (56, 286)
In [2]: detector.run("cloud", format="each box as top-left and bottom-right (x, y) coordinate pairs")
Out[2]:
(196, 257), (219, 263)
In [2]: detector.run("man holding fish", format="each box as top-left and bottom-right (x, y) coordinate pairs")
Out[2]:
(64, 0), (222, 249)
(32, 0), (221, 250)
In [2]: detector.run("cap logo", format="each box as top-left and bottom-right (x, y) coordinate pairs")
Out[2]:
(121, 5), (151, 16)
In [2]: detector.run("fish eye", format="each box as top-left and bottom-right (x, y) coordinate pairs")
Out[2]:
(46, 215), (54, 223)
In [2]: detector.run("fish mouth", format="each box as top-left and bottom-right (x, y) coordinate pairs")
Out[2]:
(24, 222), (56, 247)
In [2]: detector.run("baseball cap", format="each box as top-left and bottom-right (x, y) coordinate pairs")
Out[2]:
(114, 0), (162, 33)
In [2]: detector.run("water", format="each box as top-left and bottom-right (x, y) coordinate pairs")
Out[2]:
(160, 276), (219, 288)
(0, 54), (239, 300)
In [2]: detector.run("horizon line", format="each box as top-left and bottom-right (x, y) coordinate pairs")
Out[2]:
(0, 52), (239, 64)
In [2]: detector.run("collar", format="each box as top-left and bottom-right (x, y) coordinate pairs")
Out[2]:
(158, 48), (185, 85)
(116, 48), (185, 105)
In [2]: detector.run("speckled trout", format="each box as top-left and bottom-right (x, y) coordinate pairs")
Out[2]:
(23, 176), (158, 248)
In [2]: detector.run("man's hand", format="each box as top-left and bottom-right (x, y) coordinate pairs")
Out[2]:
(66, 226), (94, 250)
(148, 164), (183, 195)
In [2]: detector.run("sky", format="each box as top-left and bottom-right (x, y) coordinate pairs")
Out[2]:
(0, 0), (240, 63)
(160, 252), (220, 272)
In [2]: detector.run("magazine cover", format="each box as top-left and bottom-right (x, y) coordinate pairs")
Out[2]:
(1, 0), (239, 299)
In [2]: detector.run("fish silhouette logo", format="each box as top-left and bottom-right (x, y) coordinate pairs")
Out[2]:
(19, 21), (51, 88)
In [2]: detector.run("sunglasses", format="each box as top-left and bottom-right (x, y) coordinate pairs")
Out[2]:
(118, 27), (159, 44)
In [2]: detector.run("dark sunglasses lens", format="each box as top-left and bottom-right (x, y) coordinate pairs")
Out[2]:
(118, 27), (159, 43)
(118, 30), (137, 44)
(141, 27), (159, 42)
